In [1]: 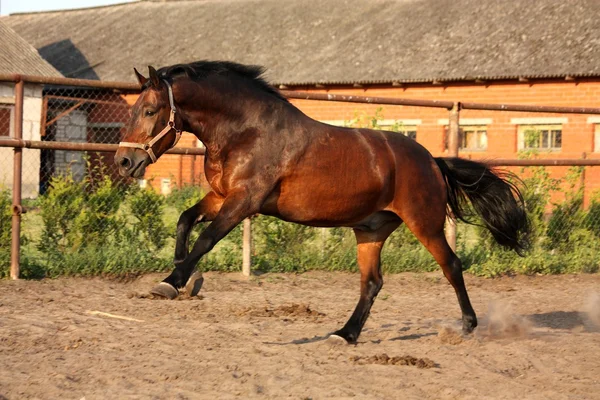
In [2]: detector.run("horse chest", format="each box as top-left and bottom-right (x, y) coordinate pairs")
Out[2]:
(204, 161), (227, 196)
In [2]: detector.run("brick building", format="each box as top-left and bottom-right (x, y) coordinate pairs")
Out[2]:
(4, 0), (600, 200)
(0, 21), (62, 197)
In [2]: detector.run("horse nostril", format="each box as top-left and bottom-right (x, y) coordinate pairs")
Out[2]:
(119, 156), (133, 170)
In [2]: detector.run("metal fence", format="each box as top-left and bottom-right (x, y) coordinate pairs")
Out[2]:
(1, 75), (600, 280)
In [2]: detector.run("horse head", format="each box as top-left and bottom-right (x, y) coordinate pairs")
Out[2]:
(115, 66), (183, 178)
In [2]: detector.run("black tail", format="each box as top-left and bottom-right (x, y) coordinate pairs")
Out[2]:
(435, 157), (530, 255)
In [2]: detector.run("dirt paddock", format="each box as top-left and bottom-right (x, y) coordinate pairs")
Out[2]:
(1, 271), (599, 399)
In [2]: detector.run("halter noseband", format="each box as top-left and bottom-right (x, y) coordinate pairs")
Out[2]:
(119, 80), (182, 163)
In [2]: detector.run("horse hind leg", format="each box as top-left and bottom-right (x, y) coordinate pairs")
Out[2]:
(331, 220), (400, 344)
(408, 221), (477, 333)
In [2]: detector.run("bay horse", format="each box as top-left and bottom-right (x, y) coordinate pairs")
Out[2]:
(115, 61), (529, 343)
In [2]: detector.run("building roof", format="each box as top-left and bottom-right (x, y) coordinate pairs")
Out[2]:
(0, 20), (62, 77)
(3, 0), (600, 85)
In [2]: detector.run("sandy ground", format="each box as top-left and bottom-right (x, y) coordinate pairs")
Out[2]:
(1, 271), (599, 400)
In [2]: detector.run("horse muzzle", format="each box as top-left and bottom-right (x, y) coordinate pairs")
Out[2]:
(115, 148), (150, 179)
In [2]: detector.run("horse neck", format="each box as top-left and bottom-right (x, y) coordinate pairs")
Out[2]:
(181, 82), (296, 155)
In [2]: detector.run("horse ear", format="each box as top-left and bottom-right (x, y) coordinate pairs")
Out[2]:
(133, 68), (148, 86)
(148, 66), (160, 88)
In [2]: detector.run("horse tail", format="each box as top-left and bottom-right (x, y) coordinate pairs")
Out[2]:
(434, 157), (530, 255)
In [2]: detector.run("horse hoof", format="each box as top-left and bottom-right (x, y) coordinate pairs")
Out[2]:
(327, 334), (350, 345)
(150, 282), (178, 300)
(185, 270), (204, 297)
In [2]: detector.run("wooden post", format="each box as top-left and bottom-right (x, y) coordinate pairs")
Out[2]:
(178, 155), (183, 188)
(11, 80), (24, 280)
(242, 218), (252, 276)
(445, 102), (460, 252)
(581, 152), (586, 209)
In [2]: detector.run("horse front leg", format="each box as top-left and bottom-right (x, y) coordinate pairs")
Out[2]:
(150, 190), (257, 299)
(160, 192), (224, 298)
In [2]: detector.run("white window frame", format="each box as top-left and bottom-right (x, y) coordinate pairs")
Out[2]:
(512, 118), (567, 152)
(587, 117), (600, 153)
(440, 119), (491, 152)
(321, 119), (420, 140)
(459, 125), (488, 151)
(517, 124), (563, 151)
(378, 119), (420, 140)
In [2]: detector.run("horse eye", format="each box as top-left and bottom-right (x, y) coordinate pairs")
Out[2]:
(145, 110), (156, 117)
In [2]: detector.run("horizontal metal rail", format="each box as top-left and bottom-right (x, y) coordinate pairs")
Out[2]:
(1, 138), (597, 165)
(3, 74), (600, 114)
(471, 158), (600, 166)
(0, 138), (205, 155)
(282, 90), (455, 109)
(0, 74), (140, 91)
(461, 102), (600, 115)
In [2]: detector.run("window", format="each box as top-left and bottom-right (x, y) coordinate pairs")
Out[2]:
(519, 125), (562, 150)
(378, 119), (419, 140)
(595, 124), (600, 153)
(0, 105), (13, 137)
(380, 123), (417, 140)
(321, 119), (419, 140)
(401, 128), (417, 140)
(89, 125), (122, 144)
(461, 126), (488, 150)
(445, 125), (488, 151)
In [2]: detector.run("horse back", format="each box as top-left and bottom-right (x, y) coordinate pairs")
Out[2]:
(262, 123), (435, 226)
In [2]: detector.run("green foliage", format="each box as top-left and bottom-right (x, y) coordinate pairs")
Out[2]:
(382, 225), (437, 273)
(252, 216), (320, 272)
(33, 173), (170, 277)
(128, 186), (168, 251)
(202, 222), (243, 272)
(320, 227), (357, 271)
(584, 197), (600, 238)
(166, 185), (204, 213)
(545, 167), (585, 251)
(76, 175), (125, 246)
(344, 107), (404, 133)
(0, 188), (12, 277)
(7, 110), (600, 279)
(37, 174), (85, 256)
(462, 158), (599, 278)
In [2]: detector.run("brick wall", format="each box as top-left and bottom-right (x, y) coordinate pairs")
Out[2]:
(122, 80), (600, 204)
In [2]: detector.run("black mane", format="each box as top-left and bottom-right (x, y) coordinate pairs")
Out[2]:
(149, 60), (288, 102)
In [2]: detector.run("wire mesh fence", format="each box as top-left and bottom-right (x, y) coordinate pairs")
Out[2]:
(1, 79), (599, 279)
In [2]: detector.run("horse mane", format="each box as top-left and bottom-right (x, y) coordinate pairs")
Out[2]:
(148, 60), (289, 103)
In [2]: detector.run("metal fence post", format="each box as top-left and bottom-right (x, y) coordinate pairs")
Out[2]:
(10, 79), (24, 280)
(242, 218), (252, 276)
(445, 102), (461, 252)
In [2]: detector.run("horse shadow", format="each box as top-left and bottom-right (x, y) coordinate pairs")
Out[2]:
(527, 311), (598, 332)
(264, 311), (599, 346)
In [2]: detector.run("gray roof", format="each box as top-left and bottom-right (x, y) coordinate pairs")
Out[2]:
(0, 20), (62, 77)
(3, 0), (600, 85)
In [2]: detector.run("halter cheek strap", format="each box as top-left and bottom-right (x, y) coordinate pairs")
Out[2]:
(119, 80), (182, 163)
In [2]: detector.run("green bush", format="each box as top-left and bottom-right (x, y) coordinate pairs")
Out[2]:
(34, 173), (170, 277)
(252, 216), (320, 272)
(7, 112), (600, 279)
(0, 188), (12, 277)
(545, 167), (585, 250)
(202, 222), (244, 272)
(583, 196), (600, 238)
(166, 185), (204, 213)
(128, 185), (168, 251)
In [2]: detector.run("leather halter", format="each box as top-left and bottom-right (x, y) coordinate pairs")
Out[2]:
(119, 80), (182, 163)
